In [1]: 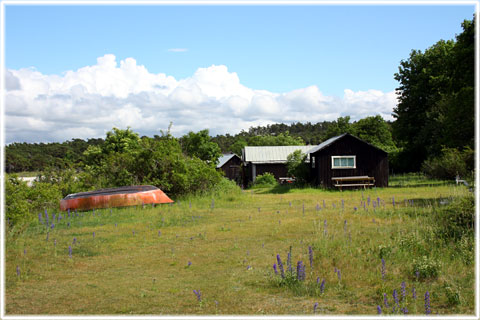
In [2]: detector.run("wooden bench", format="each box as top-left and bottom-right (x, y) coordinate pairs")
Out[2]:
(332, 176), (375, 190)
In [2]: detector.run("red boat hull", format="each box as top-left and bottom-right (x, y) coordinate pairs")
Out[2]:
(59, 185), (173, 211)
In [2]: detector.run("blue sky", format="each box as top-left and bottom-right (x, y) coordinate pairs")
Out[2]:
(3, 2), (477, 143)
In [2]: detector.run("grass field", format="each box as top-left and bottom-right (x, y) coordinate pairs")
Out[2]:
(5, 182), (475, 315)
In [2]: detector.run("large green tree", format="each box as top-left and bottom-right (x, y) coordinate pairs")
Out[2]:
(180, 129), (222, 166)
(392, 17), (475, 172)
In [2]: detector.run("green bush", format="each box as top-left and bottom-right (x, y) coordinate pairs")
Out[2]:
(421, 147), (473, 180)
(5, 175), (62, 226)
(412, 256), (440, 280)
(253, 172), (277, 186)
(435, 194), (474, 241)
(286, 150), (309, 184)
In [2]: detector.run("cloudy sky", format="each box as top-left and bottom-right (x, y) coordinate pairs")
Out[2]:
(3, 2), (476, 143)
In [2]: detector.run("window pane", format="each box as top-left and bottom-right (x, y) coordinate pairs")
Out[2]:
(334, 158), (340, 167)
(347, 158), (354, 167)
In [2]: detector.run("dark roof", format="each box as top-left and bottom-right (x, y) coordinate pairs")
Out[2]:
(217, 153), (240, 168)
(307, 133), (388, 154)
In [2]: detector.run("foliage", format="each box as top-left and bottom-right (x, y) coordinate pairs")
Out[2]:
(286, 150), (309, 184)
(253, 172), (277, 186)
(421, 147), (474, 180)
(180, 129), (222, 166)
(81, 127), (223, 197)
(393, 17), (475, 172)
(434, 193), (474, 242)
(5, 175), (62, 225)
(411, 256), (440, 280)
(350, 115), (398, 154)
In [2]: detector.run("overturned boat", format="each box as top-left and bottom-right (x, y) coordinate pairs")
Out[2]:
(60, 185), (174, 211)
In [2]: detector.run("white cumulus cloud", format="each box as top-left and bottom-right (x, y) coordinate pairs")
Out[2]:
(4, 54), (398, 143)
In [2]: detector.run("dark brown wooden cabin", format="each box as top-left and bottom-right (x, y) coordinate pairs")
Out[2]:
(217, 153), (242, 185)
(309, 133), (388, 188)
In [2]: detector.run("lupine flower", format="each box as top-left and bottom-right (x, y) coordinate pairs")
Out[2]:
(341, 199), (344, 209)
(296, 261), (305, 281)
(38, 213), (42, 223)
(415, 270), (420, 280)
(273, 263), (278, 274)
(247, 265), (252, 270)
(308, 246), (314, 268)
(324, 220), (327, 236)
(337, 269), (341, 281)
(289, 201), (292, 207)
(401, 281), (406, 301)
(51, 223), (55, 229)
(367, 196), (371, 206)
(54, 239), (57, 247)
(52, 213), (56, 222)
(67, 222), (70, 227)
(377, 305), (382, 314)
(276, 254), (285, 278)
(73, 237), (76, 245)
(24, 249), (26, 256)
(334, 267), (337, 273)
(354, 207), (358, 211)
(316, 277), (320, 284)
(383, 293), (389, 308)
(187, 261), (192, 267)
(58, 214), (62, 221)
(193, 290), (202, 302)
(16, 265), (20, 277)
(377, 197), (381, 206)
(45, 209), (49, 225)
(344, 220), (347, 234)
(313, 302), (318, 314)
(381, 259), (386, 280)
(287, 247), (292, 273)
(93, 231), (95, 238)
(424, 291), (431, 314)
(316, 203), (320, 211)
(133, 231), (135, 236)
(320, 279), (325, 293)
(393, 289), (399, 311)
(68, 246), (72, 258)
(401, 307), (408, 314)
(158, 230), (161, 236)
(412, 287), (417, 300)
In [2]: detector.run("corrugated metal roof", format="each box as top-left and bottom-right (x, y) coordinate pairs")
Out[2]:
(243, 146), (313, 164)
(217, 153), (238, 168)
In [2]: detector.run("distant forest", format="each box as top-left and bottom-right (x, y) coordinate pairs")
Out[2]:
(5, 117), (389, 173)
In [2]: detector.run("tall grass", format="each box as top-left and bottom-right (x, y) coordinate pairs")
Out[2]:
(5, 183), (474, 315)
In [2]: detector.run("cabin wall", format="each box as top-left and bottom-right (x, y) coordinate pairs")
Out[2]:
(219, 156), (242, 184)
(244, 163), (289, 186)
(311, 135), (388, 188)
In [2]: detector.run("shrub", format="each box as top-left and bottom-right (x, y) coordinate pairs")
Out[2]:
(286, 150), (309, 184)
(253, 172), (277, 186)
(434, 194), (474, 241)
(412, 256), (440, 280)
(421, 147), (473, 180)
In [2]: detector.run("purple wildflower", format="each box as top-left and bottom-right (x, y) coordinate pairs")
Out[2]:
(367, 196), (371, 206)
(67, 222), (70, 227)
(273, 263), (278, 274)
(320, 279), (325, 293)
(316, 203), (320, 211)
(187, 261), (192, 267)
(133, 230), (135, 236)
(354, 207), (358, 211)
(38, 212), (42, 223)
(412, 287), (417, 300)
(424, 291), (431, 314)
(289, 201), (292, 207)
(341, 199), (344, 209)
(54, 239), (57, 247)
(393, 289), (399, 311)
(344, 220), (347, 234)
(16, 265), (20, 277)
(93, 231), (95, 238)
(23, 249), (26, 256)
(313, 302), (318, 314)
(401, 281), (406, 301)
(377, 197), (381, 206)
(415, 270), (420, 280)
(401, 307), (409, 314)
(381, 258), (386, 280)
(73, 237), (76, 245)
(158, 230), (161, 236)
(276, 254), (285, 278)
(247, 265), (252, 270)
(296, 261), (305, 281)
(52, 213), (56, 222)
(193, 289), (202, 302)
(287, 247), (292, 273)
(392, 196), (395, 208)
(51, 223), (55, 229)
(323, 220), (327, 236)
(377, 305), (382, 314)
(337, 269), (341, 281)
(383, 293), (389, 308)
(68, 246), (72, 258)
(308, 246), (314, 268)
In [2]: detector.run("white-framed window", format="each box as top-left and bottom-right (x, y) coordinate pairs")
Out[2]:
(311, 157), (316, 168)
(331, 156), (356, 169)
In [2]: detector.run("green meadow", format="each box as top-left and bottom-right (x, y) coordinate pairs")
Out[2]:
(5, 182), (475, 315)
